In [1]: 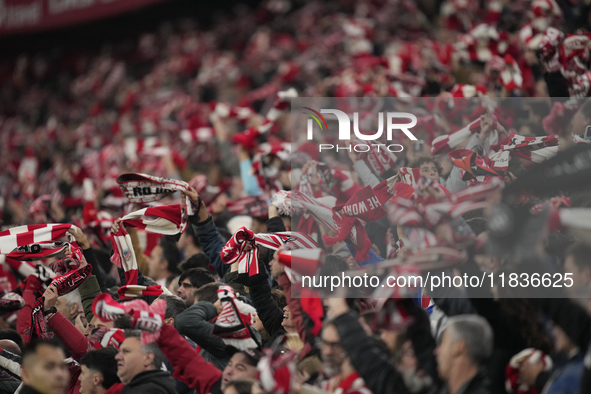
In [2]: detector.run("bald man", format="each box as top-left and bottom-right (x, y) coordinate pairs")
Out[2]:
(0, 339), (21, 356)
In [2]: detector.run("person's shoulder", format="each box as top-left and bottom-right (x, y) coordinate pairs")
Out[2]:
(122, 371), (176, 394)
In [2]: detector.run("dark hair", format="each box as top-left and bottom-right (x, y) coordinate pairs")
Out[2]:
(22, 339), (64, 365)
(225, 379), (255, 394)
(517, 121), (546, 137)
(178, 268), (215, 289)
(498, 299), (552, 354)
(114, 315), (133, 329)
(322, 255), (349, 276)
(80, 348), (121, 389)
(565, 242), (591, 271)
(0, 329), (24, 354)
(271, 288), (287, 310)
(218, 228), (232, 243)
(181, 253), (211, 272)
(159, 295), (187, 319)
(184, 224), (200, 248)
(194, 282), (222, 303)
(160, 240), (181, 275)
(410, 156), (442, 176)
(238, 349), (262, 366)
(465, 217), (487, 235)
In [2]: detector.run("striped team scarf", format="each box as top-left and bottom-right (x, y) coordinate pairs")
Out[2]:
(0, 347), (21, 380)
(111, 205), (188, 296)
(117, 173), (194, 233)
(0, 224), (79, 280)
(270, 191), (292, 217)
(292, 191), (373, 262)
(209, 101), (254, 123)
(351, 139), (398, 177)
(220, 227), (317, 276)
(88, 327), (126, 350)
(31, 264), (93, 341)
(387, 178), (504, 229)
(257, 348), (297, 394)
(373, 167), (423, 204)
(212, 285), (259, 350)
(298, 161), (334, 198)
(505, 349), (553, 394)
(92, 292), (166, 344)
(489, 134), (559, 171)
(448, 149), (506, 181)
(431, 116), (498, 155)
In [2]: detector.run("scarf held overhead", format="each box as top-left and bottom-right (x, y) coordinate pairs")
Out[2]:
(221, 227), (317, 276)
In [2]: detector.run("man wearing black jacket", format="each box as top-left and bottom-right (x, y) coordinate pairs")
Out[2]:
(435, 316), (492, 394)
(115, 331), (176, 394)
(326, 298), (493, 394)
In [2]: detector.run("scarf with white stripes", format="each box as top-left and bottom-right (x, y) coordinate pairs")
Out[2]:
(220, 227), (317, 276)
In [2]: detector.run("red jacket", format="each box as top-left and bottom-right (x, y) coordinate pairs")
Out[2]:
(17, 276), (42, 344)
(48, 313), (89, 394)
(156, 324), (222, 394)
(105, 383), (124, 394)
(48, 313), (91, 361)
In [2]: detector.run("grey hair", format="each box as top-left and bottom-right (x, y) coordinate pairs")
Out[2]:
(141, 342), (165, 370)
(446, 315), (493, 366)
(123, 330), (165, 370)
(61, 289), (81, 308)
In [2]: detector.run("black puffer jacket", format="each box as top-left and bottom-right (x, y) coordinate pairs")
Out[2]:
(120, 370), (177, 394)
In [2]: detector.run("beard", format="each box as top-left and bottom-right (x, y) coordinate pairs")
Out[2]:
(322, 356), (343, 379)
(400, 367), (433, 394)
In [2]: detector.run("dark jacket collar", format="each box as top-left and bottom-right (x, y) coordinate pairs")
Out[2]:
(19, 386), (43, 394)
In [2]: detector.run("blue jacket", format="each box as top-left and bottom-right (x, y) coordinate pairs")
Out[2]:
(545, 351), (584, 394)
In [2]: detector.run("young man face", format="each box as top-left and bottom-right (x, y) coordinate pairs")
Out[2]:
(220, 353), (257, 390)
(419, 161), (439, 182)
(22, 344), (69, 394)
(79, 365), (103, 394)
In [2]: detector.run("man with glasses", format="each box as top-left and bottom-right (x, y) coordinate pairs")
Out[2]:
(315, 321), (372, 393)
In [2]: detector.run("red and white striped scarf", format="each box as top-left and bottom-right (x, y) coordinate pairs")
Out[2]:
(505, 349), (552, 394)
(0, 224), (78, 279)
(490, 134), (559, 170)
(209, 101), (254, 123)
(352, 139), (398, 177)
(31, 264), (92, 341)
(220, 227), (317, 276)
(431, 116), (498, 155)
(257, 348), (297, 394)
(212, 285), (258, 350)
(388, 178), (504, 229)
(449, 149), (505, 181)
(116, 173), (194, 233)
(92, 292), (166, 344)
(111, 205), (186, 295)
(292, 191), (373, 262)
